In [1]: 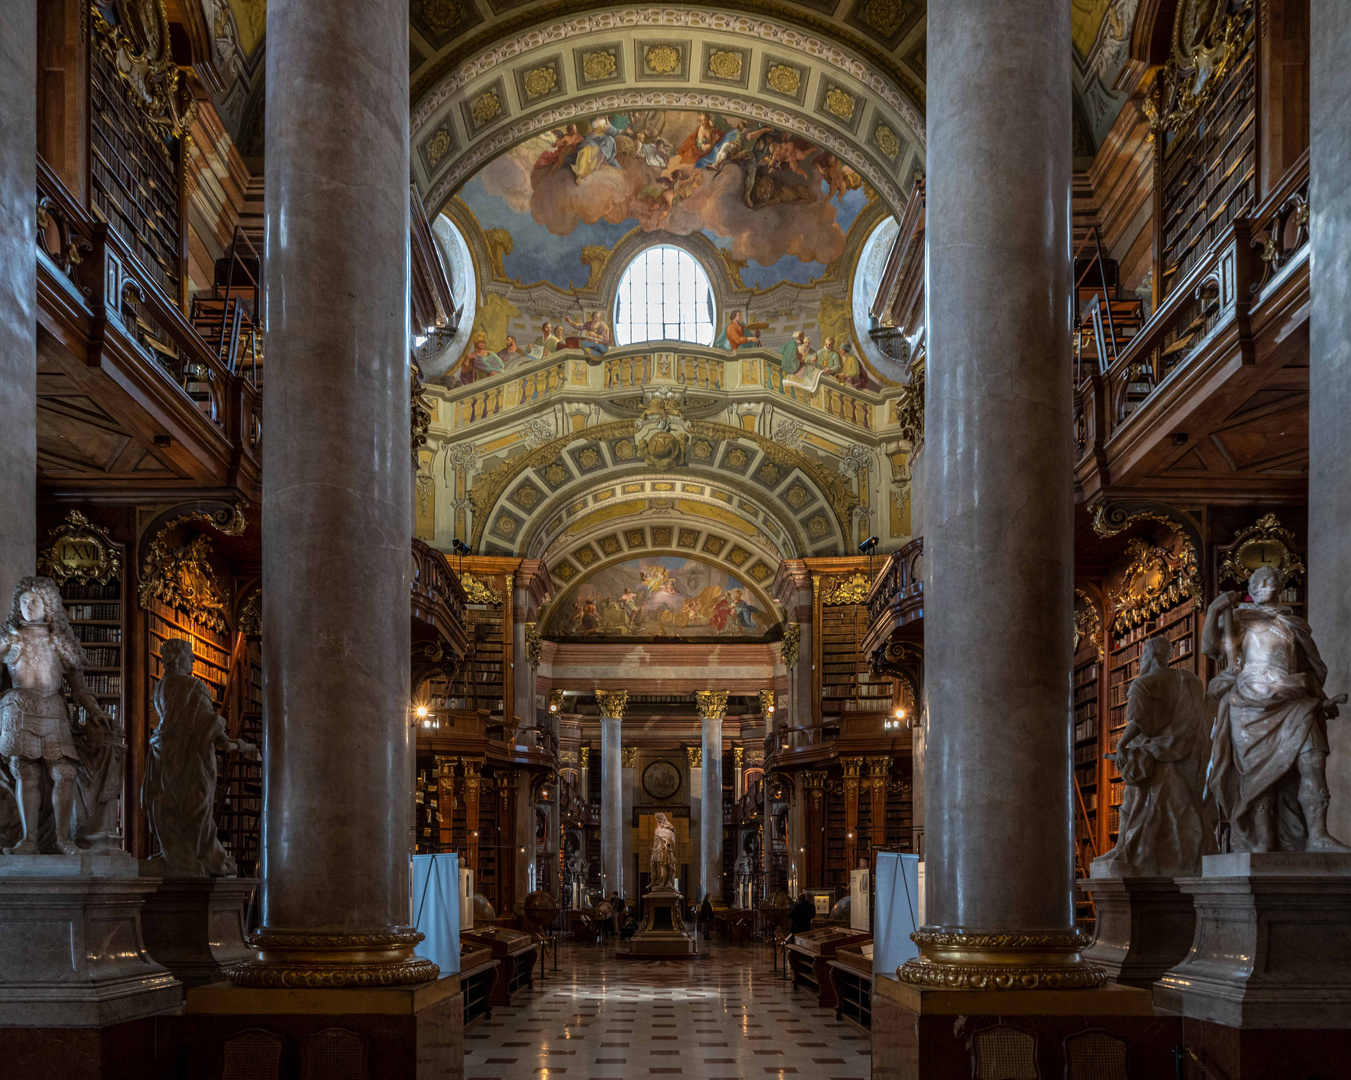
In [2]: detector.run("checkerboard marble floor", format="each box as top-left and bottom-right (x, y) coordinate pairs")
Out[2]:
(464, 938), (870, 1080)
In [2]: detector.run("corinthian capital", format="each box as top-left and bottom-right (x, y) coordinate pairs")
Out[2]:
(695, 690), (729, 721)
(595, 689), (628, 719)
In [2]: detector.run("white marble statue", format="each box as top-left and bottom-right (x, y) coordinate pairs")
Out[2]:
(650, 811), (678, 891)
(1093, 636), (1209, 877)
(1202, 565), (1349, 853)
(142, 638), (259, 876)
(0, 576), (121, 855)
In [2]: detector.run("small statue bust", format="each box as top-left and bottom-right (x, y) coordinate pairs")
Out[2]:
(0, 576), (117, 855)
(649, 811), (678, 892)
(1093, 636), (1208, 877)
(141, 638), (259, 876)
(1202, 565), (1349, 853)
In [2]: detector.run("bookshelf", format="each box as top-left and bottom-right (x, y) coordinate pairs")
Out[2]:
(146, 598), (231, 707)
(884, 784), (913, 852)
(819, 605), (892, 717)
(1071, 642), (1101, 928)
(61, 581), (125, 729)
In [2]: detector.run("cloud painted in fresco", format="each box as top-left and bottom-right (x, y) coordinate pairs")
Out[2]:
(460, 111), (866, 288)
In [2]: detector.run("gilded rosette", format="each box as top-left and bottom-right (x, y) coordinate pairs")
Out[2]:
(898, 929), (1106, 991)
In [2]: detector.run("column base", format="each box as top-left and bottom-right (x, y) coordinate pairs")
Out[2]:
(0, 853), (182, 1027)
(139, 872), (257, 989)
(1080, 874), (1196, 988)
(897, 928), (1106, 990)
(872, 973), (1175, 1080)
(173, 976), (463, 1079)
(1157, 851), (1351, 1029)
(228, 927), (440, 988)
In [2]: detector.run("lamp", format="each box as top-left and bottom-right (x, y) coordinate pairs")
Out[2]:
(859, 535), (879, 554)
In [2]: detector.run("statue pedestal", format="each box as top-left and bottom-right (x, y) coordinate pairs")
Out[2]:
(1157, 852), (1351, 1028)
(0, 853), (182, 1027)
(138, 869), (257, 989)
(1080, 873), (1196, 989)
(617, 887), (695, 957)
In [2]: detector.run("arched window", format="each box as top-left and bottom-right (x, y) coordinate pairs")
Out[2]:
(613, 246), (716, 347)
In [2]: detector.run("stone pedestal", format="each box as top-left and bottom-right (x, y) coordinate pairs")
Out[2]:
(172, 977), (464, 1079)
(139, 872), (256, 989)
(871, 974), (1176, 1080)
(1081, 874), (1196, 989)
(0, 854), (181, 1026)
(1157, 852), (1351, 1029)
(617, 887), (694, 958)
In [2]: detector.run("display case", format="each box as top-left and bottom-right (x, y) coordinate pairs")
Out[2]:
(458, 941), (499, 1028)
(461, 927), (537, 1007)
(786, 928), (871, 1009)
(828, 943), (874, 1031)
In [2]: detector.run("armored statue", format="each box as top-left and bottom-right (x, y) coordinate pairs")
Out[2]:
(0, 576), (121, 855)
(733, 849), (753, 890)
(1093, 636), (1209, 877)
(142, 638), (259, 876)
(650, 811), (678, 891)
(1202, 565), (1349, 853)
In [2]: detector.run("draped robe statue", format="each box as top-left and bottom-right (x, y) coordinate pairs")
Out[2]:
(650, 812), (678, 891)
(1093, 636), (1209, 877)
(142, 638), (258, 876)
(1202, 565), (1349, 853)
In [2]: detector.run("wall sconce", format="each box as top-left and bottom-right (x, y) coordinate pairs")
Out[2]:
(884, 707), (907, 731)
(548, 689), (565, 715)
(412, 703), (439, 730)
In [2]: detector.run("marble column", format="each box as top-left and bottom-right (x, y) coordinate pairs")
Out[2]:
(687, 746), (702, 897)
(903, 0), (1099, 987)
(0, 0), (36, 600)
(1310, 0), (1351, 842)
(235, 0), (431, 986)
(596, 691), (627, 901)
(697, 691), (728, 904)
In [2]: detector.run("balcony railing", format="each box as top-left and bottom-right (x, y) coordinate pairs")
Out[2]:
(1074, 152), (1309, 465)
(36, 156), (263, 474)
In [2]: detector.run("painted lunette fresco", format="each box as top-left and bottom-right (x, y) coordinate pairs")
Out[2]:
(546, 555), (777, 641)
(447, 109), (877, 391)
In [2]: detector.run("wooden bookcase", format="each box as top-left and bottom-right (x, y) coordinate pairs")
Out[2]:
(62, 580), (125, 728)
(1071, 642), (1101, 927)
(818, 604), (892, 717)
(146, 598), (231, 707)
(884, 784), (913, 852)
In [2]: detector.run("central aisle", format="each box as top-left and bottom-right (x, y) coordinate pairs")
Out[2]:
(464, 939), (871, 1080)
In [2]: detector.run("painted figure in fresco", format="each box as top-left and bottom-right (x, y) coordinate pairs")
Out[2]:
(572, 117), (621, 182)
(730, 589), (767, 632)
(530, 320), (561, 358)
(565, 311), (611, 357)
(0, 577), (120, 855)
(631, 131), (671, 169)
(702, 119), (774, 172)
(778, 331), (810, 375)
(714, 309), (762, 352)
(459, 336), (505, 384)
(1202, 564), (1349, 853)
(535, 124), (583, 174)
(764, 132), (815, 179)
(674, 113), (724, 170)
(816, 336), (843, 377)
(497, 335), (525, 367)
(817, 152), (864, 204)
(834, 342), (868, 389)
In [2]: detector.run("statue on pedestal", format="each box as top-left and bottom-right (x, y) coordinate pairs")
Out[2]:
(1202, 565), (1349, 853)
(650, 812), (678, 891)
(142, 638), (259, 876)
(0, 577), (123, 855)
(1093, 636), (1208, 877)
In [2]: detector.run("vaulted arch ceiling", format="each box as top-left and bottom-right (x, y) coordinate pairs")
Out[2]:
(409, 6), (928, 216)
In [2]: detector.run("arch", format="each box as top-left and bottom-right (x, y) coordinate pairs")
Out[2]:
(411, 10), (927, 219)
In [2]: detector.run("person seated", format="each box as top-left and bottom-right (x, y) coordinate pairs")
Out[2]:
(714, 309), (762, 352)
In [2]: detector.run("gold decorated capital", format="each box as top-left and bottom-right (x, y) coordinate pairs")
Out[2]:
(595, 689), (628, 719)
(620, 747), (638, 768)
(898, 929), (1105, 991)
(579, 746), (590, 768)
(758, 689), (776, 718)
(733, 746), (745, 768)
(695, 690), (729, 721)
(686, 745), (703, 769)
(842, 756), (864, 777)
(780, 623), (801, 669)
(548, 688), (566, 715)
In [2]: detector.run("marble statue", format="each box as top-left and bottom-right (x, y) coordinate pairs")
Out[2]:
(733, 850), (753, 890)
(0, 577), (126, 855)
(1093, 636), (1208, 877)
(650, 812), (678, 891)
(142, 638), (259, 876)
(1202, 565), (1349, 853)
(565, 846), (589, 883)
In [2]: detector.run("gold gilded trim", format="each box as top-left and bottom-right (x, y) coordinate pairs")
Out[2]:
(596, 688), (629, 719)
(228, 928), (439, 989)
(1218, 512), (1305, 588)
(39, 511), (123, 586)
(898, 929), (1105, 991)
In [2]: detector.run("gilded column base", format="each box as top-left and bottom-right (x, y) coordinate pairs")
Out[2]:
(227, 928), (440, 989)
(898, 928), (1106, 991)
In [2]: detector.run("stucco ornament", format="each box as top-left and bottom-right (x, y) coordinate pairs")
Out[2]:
(0, 577), (124, 855)
(1092, 636), (1209, 877)
(634, 386), (691, 469)
(1202, 565), (1350, 853)
(142, 638), (260, 876)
